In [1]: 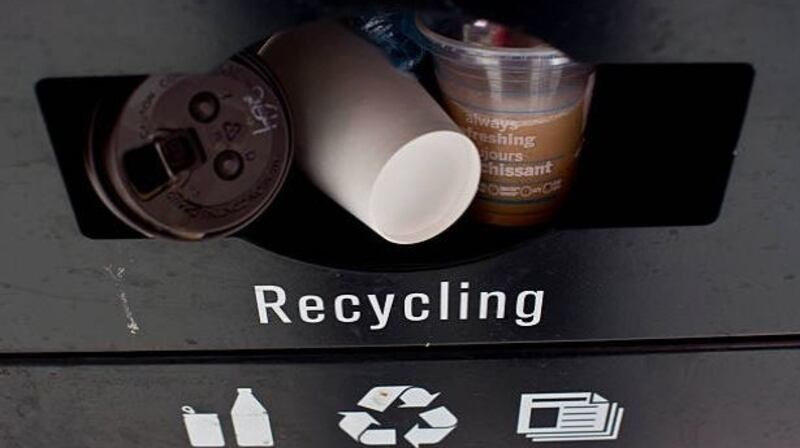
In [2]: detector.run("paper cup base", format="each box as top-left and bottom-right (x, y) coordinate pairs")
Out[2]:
(369, 130), (480, 244)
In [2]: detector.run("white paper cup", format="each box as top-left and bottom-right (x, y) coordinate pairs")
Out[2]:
(259, 21), (480, 244)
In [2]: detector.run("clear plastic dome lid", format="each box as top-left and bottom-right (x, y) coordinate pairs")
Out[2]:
(413, 12), (586, 71)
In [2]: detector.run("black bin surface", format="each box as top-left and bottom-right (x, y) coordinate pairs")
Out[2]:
(0, 0), (799, 447)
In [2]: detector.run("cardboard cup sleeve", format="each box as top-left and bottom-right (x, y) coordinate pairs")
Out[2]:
(259, 21), (480, 244)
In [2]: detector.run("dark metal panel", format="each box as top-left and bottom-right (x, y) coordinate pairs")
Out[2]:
(0, 0), (796, 352)
(1, 347), (799, 447)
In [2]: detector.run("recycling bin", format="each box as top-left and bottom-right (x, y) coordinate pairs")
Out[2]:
(0, 0), (798, 447)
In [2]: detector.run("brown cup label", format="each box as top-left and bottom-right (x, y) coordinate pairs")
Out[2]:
(444, 98), (585, 225)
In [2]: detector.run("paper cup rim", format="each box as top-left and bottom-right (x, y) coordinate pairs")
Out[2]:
(368, 130), (480, 244)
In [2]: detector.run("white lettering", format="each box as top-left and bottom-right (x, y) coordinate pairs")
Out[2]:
(404, 293), (430, 321)
(252, 283), (545, 329)
(479, 291), (507, 319)
(439, 281), (449, 321)
(242, 86), (279, 135)
(459, 282), (470, 320)
(515, 291), (544, 327)
(298, 295), (325, 323)
(254, 285), (292, 324)
(367, 294), (395, 330)
(334, 294), (361, 323)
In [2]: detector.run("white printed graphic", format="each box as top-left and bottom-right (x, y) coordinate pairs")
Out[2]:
(339, 385), (457, 447)
(231, 388), (275, 447)
(183, 388), (274, 447)
(517, 392), (624, 442)
(182, 406), (225, 447)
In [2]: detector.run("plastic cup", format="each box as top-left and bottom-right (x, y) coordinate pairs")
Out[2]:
(415, 14), (595, 226)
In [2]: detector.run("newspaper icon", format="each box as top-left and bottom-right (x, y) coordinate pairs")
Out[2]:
(516, 392), (624, 442)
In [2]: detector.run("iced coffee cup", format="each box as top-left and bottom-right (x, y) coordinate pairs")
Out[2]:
(416, 14), (594, 226)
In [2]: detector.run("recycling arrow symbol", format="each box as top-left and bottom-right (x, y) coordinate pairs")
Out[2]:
(338, 385), (458, 447)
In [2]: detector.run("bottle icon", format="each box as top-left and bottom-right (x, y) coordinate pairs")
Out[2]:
(231, 388), (275, 447)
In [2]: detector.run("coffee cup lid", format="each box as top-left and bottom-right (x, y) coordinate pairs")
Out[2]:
(86, 53), (293, 240)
